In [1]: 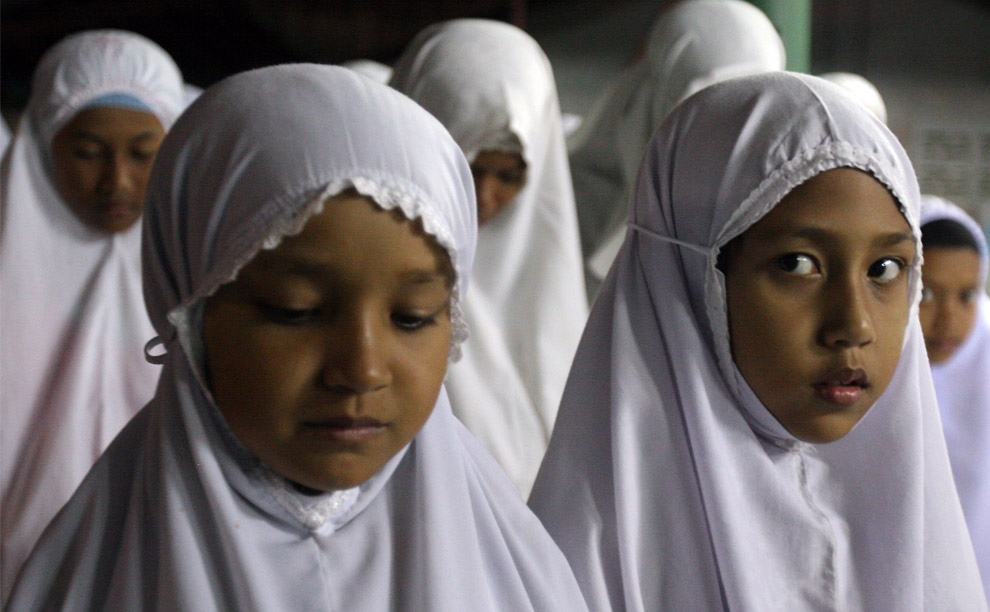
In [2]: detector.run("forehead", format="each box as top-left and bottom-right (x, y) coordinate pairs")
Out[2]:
(58, 106), (164, 141)
(472, 150), (525, 170)
(744, 167), (911, 246)
(248, 193), (453, 283)
(921, 247), (983, 283)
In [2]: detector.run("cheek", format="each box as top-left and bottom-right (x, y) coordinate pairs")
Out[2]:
(203, 308), (320, 432)
(53, 158), (99, 203)
(918, 303), (937, 337)
(728, 277), (811, 366)
(390, 326), (451, 435)
(962, 305), (980, 336)
(871, 293), (910, 388)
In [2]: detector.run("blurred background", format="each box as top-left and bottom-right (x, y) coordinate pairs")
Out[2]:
(2, 0), (989, 219)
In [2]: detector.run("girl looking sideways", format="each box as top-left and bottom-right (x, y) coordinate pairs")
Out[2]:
(529, 72), (986, 611)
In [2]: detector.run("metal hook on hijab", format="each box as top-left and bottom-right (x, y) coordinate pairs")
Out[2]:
(627, 222), (711, 257)
(144, 329), (176, 365)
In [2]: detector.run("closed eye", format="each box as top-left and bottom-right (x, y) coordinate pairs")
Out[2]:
(259, 304), (320, 325)
(391, 312), (437, 331)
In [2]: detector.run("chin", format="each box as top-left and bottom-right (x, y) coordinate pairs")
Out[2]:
(790, 412), (867, 444)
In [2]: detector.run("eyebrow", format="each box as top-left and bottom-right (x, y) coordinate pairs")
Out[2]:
(788, 227), (914, 248)
(266, 258), (448, 286)
(69, 130), (160, 143)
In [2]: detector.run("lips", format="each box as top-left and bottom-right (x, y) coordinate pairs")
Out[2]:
(814, 367), (870, 407)
(301, 416), (387, 444)
(98, 201), (135, 217)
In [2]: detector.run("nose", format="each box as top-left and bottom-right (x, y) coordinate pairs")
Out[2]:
(818, 276), (877, 349)
(475, 175), (499, 223)
(322, 311), (391, 394)
(933, 295), (967, 337)
(96, 154), (135, 197)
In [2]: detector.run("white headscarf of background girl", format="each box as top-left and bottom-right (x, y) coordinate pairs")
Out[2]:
(390, 19), (588, 496)
(0, 29), (183, 603)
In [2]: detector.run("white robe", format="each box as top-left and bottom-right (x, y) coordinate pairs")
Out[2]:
(567, 0), (786, 295)
(6, 64), (590, 612)
(530, 72), (986, 611)
(391, 20), (588, 496)
(921, 194), (990, 604)
(0, 30), (184, 602)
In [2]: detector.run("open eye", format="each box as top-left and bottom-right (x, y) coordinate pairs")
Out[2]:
(921, 287), (935, 303)
(868, 257), (904, 283)
(961, 289), (978, 304)
(777, 253), (817, 276)
(496, 168), (526, 185)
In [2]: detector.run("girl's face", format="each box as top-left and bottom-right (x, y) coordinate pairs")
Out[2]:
(724, 168), (915, 443)
(203, 193), (454, 491)
(919, 247), (982, 363)
(470, 150), (526, 227)
(50, 106), (165, 233)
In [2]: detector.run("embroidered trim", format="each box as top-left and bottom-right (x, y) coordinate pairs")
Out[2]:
(255, 466), (359, 531)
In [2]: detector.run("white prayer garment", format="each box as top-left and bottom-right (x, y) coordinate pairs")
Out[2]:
(529, 72), (987, 611)
(818, 72), (888, 124)
(921, 194), (990, 603)
(0, 116), (10, 154)
(390, 20), (588, 496)
(6, 64), (591, 612)
(0, 30), (184, 602)
(568, 0), (785, 296)
(182, 83), (203, 107)
(341, 59), (393, 84)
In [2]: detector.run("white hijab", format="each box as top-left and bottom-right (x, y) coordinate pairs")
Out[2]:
(6, 64), (590, 612)
(0, 30), (183, 602)
(818, 72), (888, 124)
(568, 0), (785, 293)
(921, 194), (990, 602)
(342, 59), (393, 84)
(390, 20), (588, 496)
(0, 117), (9, 154)
(529, 73), (986, 611)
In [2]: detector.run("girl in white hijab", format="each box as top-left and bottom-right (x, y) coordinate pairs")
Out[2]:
(529, 72), (986, 611)
(0, 30), (183, 600)
(569, 0), (786, 297)
(6, 64), (590, 612)
(919, 194), (990, 602)
(390, 20), (588, 496)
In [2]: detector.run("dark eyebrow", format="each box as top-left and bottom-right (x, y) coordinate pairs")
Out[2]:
(877, 231), (914, 248)
(788, 227), (914, 249)
(397, 270), (450, 288)
(259, 257), (448, 286)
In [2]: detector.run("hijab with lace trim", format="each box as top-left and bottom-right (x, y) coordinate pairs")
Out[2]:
(0, 30), (183, 602)
(6, 64), (590, 612)
(568, 0), (785, 297)
(529, 72), (986, 611)
(390, 19), (588, 496)
(920, 194), (990, 603)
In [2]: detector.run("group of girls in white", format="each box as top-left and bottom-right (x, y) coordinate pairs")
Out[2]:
(0, 0), (987, 609)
